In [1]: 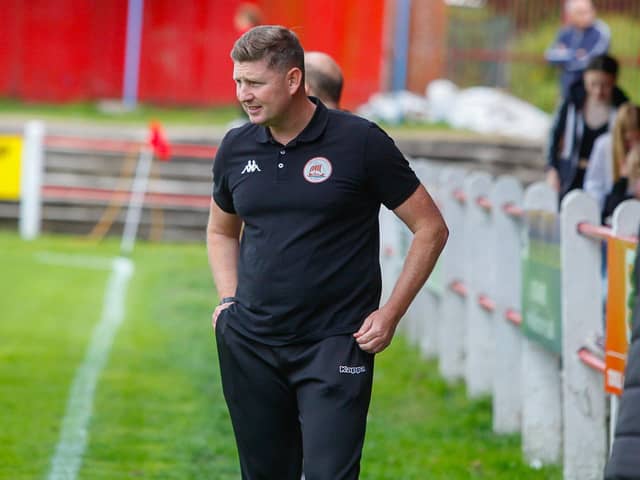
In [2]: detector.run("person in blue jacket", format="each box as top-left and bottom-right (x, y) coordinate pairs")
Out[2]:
(545, 0), (610, 98)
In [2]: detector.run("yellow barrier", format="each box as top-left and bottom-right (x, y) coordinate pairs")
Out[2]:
(0, 135), (23, 200)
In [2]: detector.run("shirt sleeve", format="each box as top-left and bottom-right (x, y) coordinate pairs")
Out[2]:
(212, 134), (236, 214)
(363, 123), (421, 210)
(569, 21), (610, 72)
(545, 29), (572, 65)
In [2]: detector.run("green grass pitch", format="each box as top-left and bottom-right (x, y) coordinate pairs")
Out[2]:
(0, 231), (561, 479)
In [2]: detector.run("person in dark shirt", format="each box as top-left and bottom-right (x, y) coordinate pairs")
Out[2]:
(207, 25), (448, 480)
(546, 54), (628, 199)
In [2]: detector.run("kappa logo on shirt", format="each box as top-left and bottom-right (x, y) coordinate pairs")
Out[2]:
(339, 365), (367, 375)
(241, 160), (261, 174)
(303, 157), (332, 183)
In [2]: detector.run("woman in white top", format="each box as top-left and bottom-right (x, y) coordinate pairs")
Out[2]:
(585, 102), (640, 211)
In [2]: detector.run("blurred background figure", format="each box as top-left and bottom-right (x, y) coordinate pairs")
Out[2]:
(545, 54), (627, 199)
(585, 102), (640, 219)
(601, 143), (640, 223)
(234, 2), (263, 34)
(545, 0), (610, 99)
(229, 2), (264, 127)
(304, 51), (344, 109)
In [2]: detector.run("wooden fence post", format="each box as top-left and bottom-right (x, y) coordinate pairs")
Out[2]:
(560, 190), (607, 479)
(490, 175), (524, 434)
(463, 171), (494, 397)
(413, 160), (443, 358)
(521, 182), (562, 465)
(437, 167), (467, 382)
(19, 121), (45, 240)
(379, 207), (401, 307)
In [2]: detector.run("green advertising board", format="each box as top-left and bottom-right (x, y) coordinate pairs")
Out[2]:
(521, 210), (562, 354)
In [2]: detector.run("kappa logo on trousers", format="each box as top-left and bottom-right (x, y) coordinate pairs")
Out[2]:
(339, 365), (367, 375)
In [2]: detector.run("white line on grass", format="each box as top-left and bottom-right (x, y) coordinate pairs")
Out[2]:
(35, 252), (115, 271)
(46, 256), (134, 480)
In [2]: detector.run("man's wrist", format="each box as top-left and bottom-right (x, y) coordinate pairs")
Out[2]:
(219, 296), (236, 305)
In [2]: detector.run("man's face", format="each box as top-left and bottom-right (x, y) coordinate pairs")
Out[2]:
(233, 58), (293, 127)
(568, 1), (595, 29)
(583, 70), (614, 103)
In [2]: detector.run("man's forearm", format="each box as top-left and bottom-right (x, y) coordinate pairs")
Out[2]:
(207, 231), (240, 299)
(383, 220), (448, 322)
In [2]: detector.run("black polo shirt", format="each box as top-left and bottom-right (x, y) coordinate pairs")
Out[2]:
(212, 99), (420, 345)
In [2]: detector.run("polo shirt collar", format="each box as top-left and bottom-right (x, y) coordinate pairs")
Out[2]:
(255, 97), (329, 145)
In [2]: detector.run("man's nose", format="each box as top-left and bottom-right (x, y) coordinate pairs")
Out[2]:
(237, 84), (253, 102)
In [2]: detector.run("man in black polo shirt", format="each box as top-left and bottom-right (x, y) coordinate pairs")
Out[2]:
(207, 25), (448, 480)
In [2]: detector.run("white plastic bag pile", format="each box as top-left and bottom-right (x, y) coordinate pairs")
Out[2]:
(357, 79), (550, 142)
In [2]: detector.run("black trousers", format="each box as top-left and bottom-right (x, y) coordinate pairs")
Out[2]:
(215, 312), (375, 480)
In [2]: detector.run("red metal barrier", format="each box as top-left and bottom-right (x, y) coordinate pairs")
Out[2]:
(503, 202), (524, 218)
(42, 185), (210, 209)
(577, 222), (638, 245)
(577, 347), (606, 374)
(505, 308), (522, 326)
(452, 189), (467, 204)
(45, 136), (217, 159)
(478, 293), (495, 312)
(476, 195), (492, 211)
(450, 280), (467, 297)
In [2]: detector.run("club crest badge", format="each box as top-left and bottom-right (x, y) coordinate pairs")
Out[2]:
(303, 157), (332, 183)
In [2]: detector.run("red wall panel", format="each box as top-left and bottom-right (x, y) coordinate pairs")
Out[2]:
(0, 0), (126, 102)
(138, 0), (244, 105)
(259, 0), (385, 109)
(0, 0), (22, 96)
(86, 1), (128, 99)
(0, 0), (385, 109)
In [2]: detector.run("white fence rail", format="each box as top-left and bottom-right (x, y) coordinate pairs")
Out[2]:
(381, 159), (640, 480)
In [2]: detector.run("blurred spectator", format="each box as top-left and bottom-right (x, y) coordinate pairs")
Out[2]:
(304, 51), (343, 109)
(545, 54), (628, 199)
(601, 144), (640, 223)
(604, 222), (640, 479)
(585, 103), (640, 215)
(234, 3), (263, 34)
(545, 0), (610, 98)
(229, 2), (264, 127)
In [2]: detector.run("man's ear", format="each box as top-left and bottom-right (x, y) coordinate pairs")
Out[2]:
(286, 67), (303, 95)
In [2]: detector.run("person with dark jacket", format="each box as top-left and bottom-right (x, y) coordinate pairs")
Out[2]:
(605, 224), (640, 479)
(546, 54), (628, 199)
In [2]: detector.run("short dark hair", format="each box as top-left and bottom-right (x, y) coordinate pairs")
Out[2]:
(585, 54), (619, 77)
(231, 25), (304, 75)
(305, 65), (343, 105)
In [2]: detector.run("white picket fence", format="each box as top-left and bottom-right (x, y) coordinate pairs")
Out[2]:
(380, 158), (640, 480)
